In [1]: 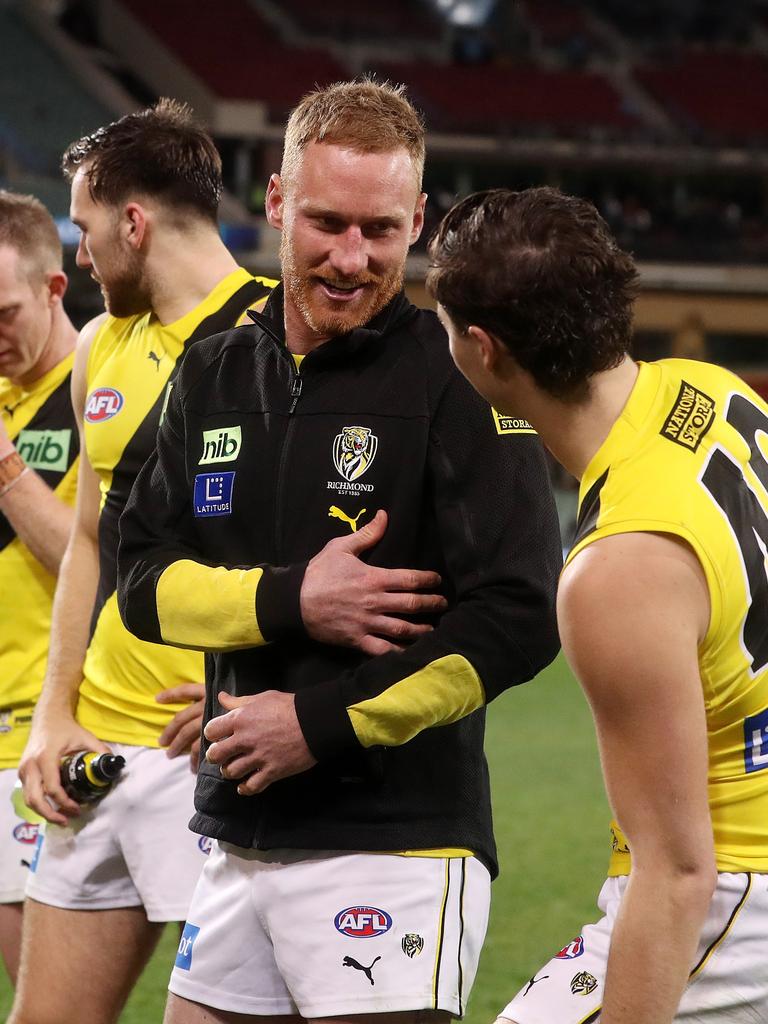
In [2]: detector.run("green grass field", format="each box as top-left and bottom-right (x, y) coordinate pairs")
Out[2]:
(0, 655), (611, 1022)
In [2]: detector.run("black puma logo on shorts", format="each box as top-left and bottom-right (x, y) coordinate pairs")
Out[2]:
(342, 955), (381, 985)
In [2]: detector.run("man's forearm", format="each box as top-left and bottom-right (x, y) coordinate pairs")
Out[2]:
(601, 867), (716, 1024)
(0, 467), (75, 576)
(36, 524), (100, 717)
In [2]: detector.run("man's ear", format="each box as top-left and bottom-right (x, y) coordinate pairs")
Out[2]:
(123, 202), (148, 250)
(468, 325), (506, 375)
(409, 192), (427, 245)
(45, 270), (68, 306)
(265, 174), (285, 230)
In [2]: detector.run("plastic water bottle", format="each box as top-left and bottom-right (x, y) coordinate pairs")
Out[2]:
(59, 751), (126, 803)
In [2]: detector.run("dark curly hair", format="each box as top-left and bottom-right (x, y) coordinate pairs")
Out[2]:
(62, 98), (222, 223)
(427, 187), (639, 402)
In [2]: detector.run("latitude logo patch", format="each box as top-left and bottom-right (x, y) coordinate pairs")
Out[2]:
(199, 425), (242, 465)
(15, 429), (72, 472)
(660, 381), (715, 452)
(85, 387), (124, 423)
(333, 426), (378, 481)
(744, 708), (768, 774)
(193, 472), (235, 517)
(491, 408), (537, 435)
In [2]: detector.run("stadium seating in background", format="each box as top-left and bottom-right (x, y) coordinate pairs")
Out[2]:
(0, 5), (112, 205)
(637, 49), (768, 146)
(120, 0), (347, 120)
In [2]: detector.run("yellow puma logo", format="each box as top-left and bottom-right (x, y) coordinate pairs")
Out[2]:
(328, 505), (367, 532)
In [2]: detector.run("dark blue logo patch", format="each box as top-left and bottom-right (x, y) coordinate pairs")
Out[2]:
(193, 472), (235, 517)
(198, 836), (213, 855)
(744, 709), (768, 773)
(175, 923), (201, 970)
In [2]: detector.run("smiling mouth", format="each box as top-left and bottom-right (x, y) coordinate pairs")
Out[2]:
(318, 279), (366, 301)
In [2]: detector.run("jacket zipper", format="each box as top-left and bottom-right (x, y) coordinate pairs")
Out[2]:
(273, 363), (303, 562)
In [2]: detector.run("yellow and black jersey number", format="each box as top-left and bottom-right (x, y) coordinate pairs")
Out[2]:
(699, 394), (768, 772)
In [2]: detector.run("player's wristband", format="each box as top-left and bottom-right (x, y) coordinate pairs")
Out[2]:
(0, 450), (28, 498)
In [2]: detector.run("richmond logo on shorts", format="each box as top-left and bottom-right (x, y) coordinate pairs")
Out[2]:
(660, 381), (715, 452)
(571, 971), (598, 996)
(333, 426), (378, 482)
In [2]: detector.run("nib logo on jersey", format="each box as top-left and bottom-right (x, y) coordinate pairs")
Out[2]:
(334, 905), (392, 938)
(85, 387), (124, 423)
(16, 429), (72, 473)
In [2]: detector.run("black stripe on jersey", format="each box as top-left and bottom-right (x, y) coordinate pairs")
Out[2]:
(456, 858), (467, 1016)
(89, 278), (274, 638)
(0, 371), (78, 555)
(689, 872), (752, 980)
(571, 468), (609, 549)
(432, 859), (451, 1009)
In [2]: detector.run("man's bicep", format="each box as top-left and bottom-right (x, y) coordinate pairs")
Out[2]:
(559, 533), (714, 869)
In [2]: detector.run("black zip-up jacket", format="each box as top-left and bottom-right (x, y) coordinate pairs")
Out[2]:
(117, 288), (561, 877)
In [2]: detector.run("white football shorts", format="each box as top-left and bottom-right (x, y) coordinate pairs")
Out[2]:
(26, 744), (209, 921)
(500, 872), (768, 1023)
(169, 843), (491, 1017)
(0, 767), (41, 903)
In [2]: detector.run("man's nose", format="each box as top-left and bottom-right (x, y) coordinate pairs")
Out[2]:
(329, 227), (367, 278)
(75, 235), (91, 270)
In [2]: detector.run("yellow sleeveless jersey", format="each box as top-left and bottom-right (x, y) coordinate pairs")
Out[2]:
(568, 358), (768, 874)
(0, 354), (79, 767)
(77, 269), (276, 745)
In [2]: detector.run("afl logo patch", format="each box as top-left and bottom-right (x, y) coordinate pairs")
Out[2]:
(334, 906), (392, 938)
(198, 836), (213, 855)
(13, 822), (39, 844)
(555, 936), (585, 959)
(85, 387), (124, 423)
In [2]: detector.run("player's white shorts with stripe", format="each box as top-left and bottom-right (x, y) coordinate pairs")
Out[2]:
(169, 843), (490, 1017)
(25, 744), (207, 921)
(500, 872), (768, 1023)
(0, 768), (41, 903)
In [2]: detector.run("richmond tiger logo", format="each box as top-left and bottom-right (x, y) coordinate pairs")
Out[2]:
(333, 425), (378, 482)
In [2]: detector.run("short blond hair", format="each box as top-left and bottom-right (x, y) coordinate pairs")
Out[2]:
(0, 190), (62, 283)
(281, 78), (425, 190)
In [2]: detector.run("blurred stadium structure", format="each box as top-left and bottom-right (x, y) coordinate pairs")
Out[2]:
(1, 0), (767, 536)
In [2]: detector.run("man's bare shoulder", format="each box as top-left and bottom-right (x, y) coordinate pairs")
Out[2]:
(559, 531), (710, 701)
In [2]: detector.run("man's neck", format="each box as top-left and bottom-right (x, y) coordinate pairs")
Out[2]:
(524, 358), (640, 481)
(282, 298), (332, 356)
(148, 233), (240, 326)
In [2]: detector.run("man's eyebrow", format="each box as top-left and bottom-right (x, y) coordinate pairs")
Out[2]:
(303, 205), (404, 226)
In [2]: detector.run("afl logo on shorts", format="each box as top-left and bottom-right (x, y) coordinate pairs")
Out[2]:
(555, 935), (585, 959)
(334, 906), (392, 938)
(198, 836), (213, 855)
(85, 387), (124, 423)
(13, 822), (39, 844)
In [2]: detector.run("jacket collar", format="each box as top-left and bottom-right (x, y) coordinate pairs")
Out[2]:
(247, 284), (417, 361)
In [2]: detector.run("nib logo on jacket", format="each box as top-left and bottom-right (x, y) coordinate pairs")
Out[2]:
(199, 426), (242, 465)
